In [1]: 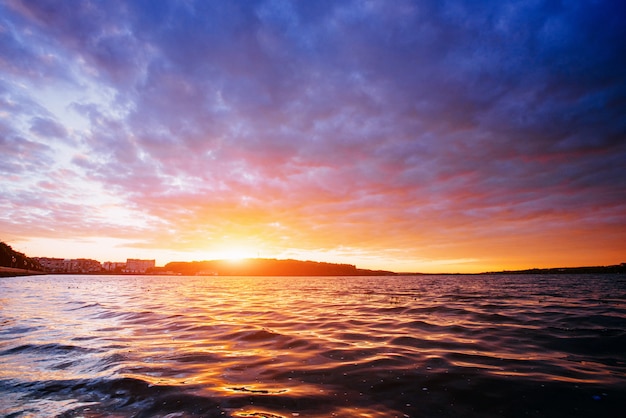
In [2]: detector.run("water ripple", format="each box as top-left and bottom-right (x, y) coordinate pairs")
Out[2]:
(1, 274), (625, 417)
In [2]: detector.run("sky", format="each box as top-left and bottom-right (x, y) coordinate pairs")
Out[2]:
(1, 0), (625, 273)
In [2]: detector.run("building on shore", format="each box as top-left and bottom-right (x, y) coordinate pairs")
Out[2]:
(103, 261), (127, 272)
(34, 257), (102, 273)
(33, 257), (157, 274)
(124, 259), (155, 273)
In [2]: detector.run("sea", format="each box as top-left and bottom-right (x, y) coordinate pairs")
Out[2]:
(1, 274), (625, 417)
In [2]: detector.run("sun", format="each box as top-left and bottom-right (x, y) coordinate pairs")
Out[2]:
(219, 246), (255, 262)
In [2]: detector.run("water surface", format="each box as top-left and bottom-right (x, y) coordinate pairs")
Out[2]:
(1, 274), (625, 417)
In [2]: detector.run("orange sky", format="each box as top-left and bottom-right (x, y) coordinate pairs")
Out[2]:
(1, 1), (625, 273)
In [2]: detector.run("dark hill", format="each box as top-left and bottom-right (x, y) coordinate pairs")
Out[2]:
(162, 258), (396, 276)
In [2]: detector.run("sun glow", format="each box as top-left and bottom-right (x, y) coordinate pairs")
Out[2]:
(216, 246), (256, 262)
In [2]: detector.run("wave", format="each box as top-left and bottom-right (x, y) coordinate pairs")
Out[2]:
(1, 274), (625, 417)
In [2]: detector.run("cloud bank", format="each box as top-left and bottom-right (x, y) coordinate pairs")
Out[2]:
(1, 0), (625, 271)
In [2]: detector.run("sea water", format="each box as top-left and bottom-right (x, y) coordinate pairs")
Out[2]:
(1, 274), (625, 417)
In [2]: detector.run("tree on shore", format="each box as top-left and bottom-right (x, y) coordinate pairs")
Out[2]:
(0, 241), (42, 271)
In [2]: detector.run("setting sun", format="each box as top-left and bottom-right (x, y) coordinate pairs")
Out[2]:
(215, 246), (256, 263)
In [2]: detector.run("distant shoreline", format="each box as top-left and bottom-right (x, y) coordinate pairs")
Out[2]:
(481, 264), (626, 275)
(2, 265), (625, 278)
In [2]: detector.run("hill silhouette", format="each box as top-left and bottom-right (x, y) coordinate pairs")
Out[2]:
(484, 264), (626, 275)
(162, 258), (396, 276)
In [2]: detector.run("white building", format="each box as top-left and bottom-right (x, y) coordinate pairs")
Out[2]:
(34, 257), (101, 273)
(103, 261), (126, 272)
(125, 259), (155, 273)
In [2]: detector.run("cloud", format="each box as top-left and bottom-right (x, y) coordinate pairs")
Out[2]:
(1, 0), (625, 270)
(29, 116), (67, 139)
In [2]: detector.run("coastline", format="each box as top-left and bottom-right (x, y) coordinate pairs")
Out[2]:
(0, 266), (46, 277)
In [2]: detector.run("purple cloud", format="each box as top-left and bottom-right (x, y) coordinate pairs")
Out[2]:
(1, 0), (624, 270)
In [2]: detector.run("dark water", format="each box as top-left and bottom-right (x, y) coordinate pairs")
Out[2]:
(1, 274), (625, 417)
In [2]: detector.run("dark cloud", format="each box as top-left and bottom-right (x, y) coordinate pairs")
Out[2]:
(29, 116), (67, 139)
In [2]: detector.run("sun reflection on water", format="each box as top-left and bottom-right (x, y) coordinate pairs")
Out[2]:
(1, 274), (625, 417)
